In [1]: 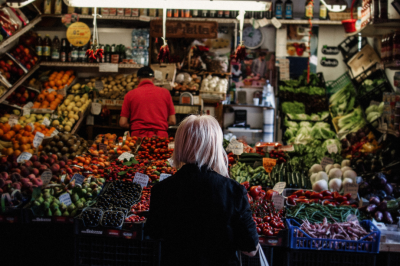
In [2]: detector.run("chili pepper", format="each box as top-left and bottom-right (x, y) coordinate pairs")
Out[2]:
(309, 199), (320, 204)
(322, 190), (332, 197)
(287, 197), (296, 205)
(288, 194), (298, 199)
(340, 201), (350, 206)
(336, 196), (347, 202)
(296, 199), (310, 204)
(298, 196), (307, 199)
(310, 192), (323, 200)
(323, 196), (333, 200)
(293, 190), (304, 197)
(305, 191), (313, 198)
(332, 192), (340, 200)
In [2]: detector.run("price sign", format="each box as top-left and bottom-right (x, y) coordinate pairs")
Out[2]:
(263, 146), (275, 153)
(159, 173), (171, 181)
(98, 143), (108, 154)
(94, 80), (104, 91)
(263, 158), (277, 173)
(50, 129), (59, 137)
(71, 173), (85, 185)
(60, 174), (67, 183)
(23, 108), (30, 116)
(271, 194), (285, 210)
(278, 145), (294, 152)
(99, 63), (118, 72)
(28, 123), (34, 132)
(42, 117), (50, 127)
(168, 142), (175, 150)
(167, 158), (173, 166)
(320, 157), (334, 169)
(17, 152), (32, 163)
(8, 118), (18, 127)
(40, 170), (52, 186)
(133, 172), (149, 188)
(118, 152), (135, 161)
(226, 140), (243, 155)
(258, 18), (269, 28)
(91, 102), (102, 115)
(327, 144), (338, 154)
(59, 193), (72, 206)
(273, 182), (286, 194)
(33, 132), (44, 148)
(344, 183), (359, 200)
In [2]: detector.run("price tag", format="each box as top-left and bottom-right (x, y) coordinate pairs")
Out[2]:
(17, 152), (32, 163)
(28, 122), (34, 132)
(33, 132), (44, 148)
(98, 143), (108, 154)
(271, 194), (285, 210)
(139, 15), (151, 22)
(91, 102), (102, 115)
(99, 63), (118, 72)
(327, 144), (338, 154)
(382, 123), (388, 131)
(278, 145), (294, 152)
(227, 140), (243, 155)
(258, 18), (269, 28)
(94, 80), (104, 91)
(42, 117), (50, 127)
(60, 174), (67, 183)
(8, 118), (18, 127)
(40, 170), (52, 186)
(48, 89), (55, 93)
(168, 142), (175, 150)
(23, 108), (31, 116)
(263, 158), (276, 173)
(320, 157), (334, 169)
(133, 172), (149, 188)
(50, 129), (59, 137)
(159, 173), (171, 181)
(271, 17), (282, 28)
(263, 146), (275, 153)
(344, 183), (359, 200)
(59, 193), (72, 206)
(71, 173), (85, 185)
(118, 152), (135, 161)
(273, 182), (286, 194)
(167, 158), (173, 166)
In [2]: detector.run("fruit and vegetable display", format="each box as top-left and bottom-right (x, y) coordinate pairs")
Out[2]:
(32, 89), (64, 111)
(97, 74), (138, 100)
(5, 86), (38, 107)
(89, 134), (139, 156)
(0, 54), (27, 84)
(8, 43), (39, 71)
(329, 83), (356, 118)
(285, 189), (358, 207)
(136, 136), (174, 161)
(358, 79), (386, 96)
(41, 132), (90, 159)
(41, 70), (76, 91)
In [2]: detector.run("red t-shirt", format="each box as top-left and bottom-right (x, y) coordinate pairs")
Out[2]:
(120, 80), (175, 137)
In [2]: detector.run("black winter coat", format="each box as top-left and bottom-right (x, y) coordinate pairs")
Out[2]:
(145, 163), (258, 266)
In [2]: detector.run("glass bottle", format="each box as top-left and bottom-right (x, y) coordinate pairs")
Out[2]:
(60, 38), (67, 62)
(285, 0), (293, 19)
(51, 35), (60, 61)
(104, 44), (111, 63)
(71, 46), (79, 62)
(304, 0), (314, 19)
(36, 34), (42, 60)
(319, 2), (327, 20)
(275, 0), (283, 19)
(192, 10), (199, 17)
(201, 10), (208, 17)
(43, 34), (51, 61)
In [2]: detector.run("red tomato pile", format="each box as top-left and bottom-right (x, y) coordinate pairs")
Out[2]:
(287, 189), (357, 207)
(137, 136), (174, 161)
(125, 214), (146, 223)
(250, 199), (285, 237)
(131, 186), (150, 212)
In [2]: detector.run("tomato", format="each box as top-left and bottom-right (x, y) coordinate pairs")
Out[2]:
(263, 216), (271, 222)
(256, 227), (262, 234)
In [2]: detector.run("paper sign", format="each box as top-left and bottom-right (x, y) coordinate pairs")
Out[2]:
(59, 193), (72, 206)
(344, 183), (359, 200)
(133, 172), (149, 188)
(167, 158), (173, 166)
(42, 117), (50, 127)
(60, 174), (67, 183)
(17, 152), (32, 163)
(33, 132), (44, 148)
(23, 108), (31, 116)
(118, 152), (135, 161)
(278, 145), (294, 152)
(94, 80), (104, 91)
(273, 182), (286, 194)
(8, 118), (18, 127)
(382, 123), (388, 131)
(159, 173), (171, 181)
(91, 102), (102, 115)
(271, 194), (285, 210)
(320, 157), (334, 169)
(263, 158), (277, 173)
(99, 63), (118, 72)
(263, 146), (275, 153)
(271, 17), (282, 28)
(258, 18), (269, 28)
(28, 122), (34, 132)
(227, 140), (243, 155)
(327, 144), (338, 154)
(98, 143), (108, 154)
(71, 173), (85, 185)
(40, 170), (52, 186)
(50, 129), (59, 137)
(168, 142), (175, 150)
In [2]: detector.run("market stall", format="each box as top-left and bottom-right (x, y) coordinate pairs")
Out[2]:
(0, 0), (400, 265)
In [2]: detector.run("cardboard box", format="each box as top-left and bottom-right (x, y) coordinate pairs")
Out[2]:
(347, 44), (381, 78)
(151, 63), (176, 90)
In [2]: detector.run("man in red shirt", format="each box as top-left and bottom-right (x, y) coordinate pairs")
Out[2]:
(119, 67), (176, 138)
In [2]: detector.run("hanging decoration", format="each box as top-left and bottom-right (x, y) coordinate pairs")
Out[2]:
(233, 10), (246, 61)
(306, 1), (313, 84)
(157, 8), (170, 63)
(85, 7), (104, 62)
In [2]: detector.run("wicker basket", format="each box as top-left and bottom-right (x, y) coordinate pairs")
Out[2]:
(329, 10), (358, 21)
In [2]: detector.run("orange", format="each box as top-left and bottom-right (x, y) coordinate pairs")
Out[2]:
(24, 125), (32, 132)
(20, 137), (29, 144)
(56, 94), (64, 100)
(46, 94), (55, 102)
(49, 81), (55, 87)
(12, 124), (21, 132)
(6, 148), (13, 156)
(55, 80), (62, 87)
(37, 94), (45, 102)
(3, 124), (11, 134)
(0, 129), (3, 137)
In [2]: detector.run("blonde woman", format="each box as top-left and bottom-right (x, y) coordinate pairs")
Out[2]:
(146, 115), (259, 266)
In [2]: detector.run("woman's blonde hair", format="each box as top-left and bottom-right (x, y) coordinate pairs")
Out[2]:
(172, 115), (229, 177)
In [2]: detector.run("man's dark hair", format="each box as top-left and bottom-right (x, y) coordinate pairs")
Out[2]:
(137, 66), (154, 78)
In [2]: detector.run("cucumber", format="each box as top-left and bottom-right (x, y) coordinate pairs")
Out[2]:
(240, 153), (262, 158)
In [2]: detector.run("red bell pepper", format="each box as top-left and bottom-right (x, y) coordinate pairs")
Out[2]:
(249, 186), (262, 198)
(293, 190), (305, 197)
(241, 181), (250, 190)
(305, 190), (313, 198)
(322, 190), (332, 197)
(287, 197), (296, 206)
(310, 192), (323, 200)
(265, 189), (279, 200)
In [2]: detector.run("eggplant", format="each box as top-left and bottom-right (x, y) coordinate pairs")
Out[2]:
(384, 183), (393, 195)
(378, 201), (387, 212)
(369, 197), (380, 205)
(376, 190), (387, 200)
(374, 211), (383, 222)
(366, 204), (378, 213)
(383, 211), (393, 224)
(359, 181), (372, 197)
(372, 173), (387, 189)
(365, 193), (378, 201)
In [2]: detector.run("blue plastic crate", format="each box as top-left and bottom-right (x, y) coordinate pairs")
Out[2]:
(287, 219), (380, 253)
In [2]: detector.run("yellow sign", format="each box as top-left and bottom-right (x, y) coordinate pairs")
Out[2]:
(263, 158), (276, 173)
(66, 22), (91, 47)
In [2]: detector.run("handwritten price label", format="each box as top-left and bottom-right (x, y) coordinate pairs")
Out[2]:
(59, 193), (72, 206)
(327, 144), (338, 154)
(263, 158), (277, 173)
(17, 152), (32, 163)
(42, 117), (51, 127)
(33, 132), (44, 148)
(40, 170), (52, 186)
(118, 152), (135, 161)
(168, 142), (175, 150)
(321, 157), (334, 169)
(71, 174), (85, 185)
(271, 194), (285, 210)
(133, 172), (149, 188)
(344, 183), (359, 200)
(8, 118), (18, 127)
(159, 173), (171, 181)
(273, 182), (286, 194)
(98, 143), (108, 154)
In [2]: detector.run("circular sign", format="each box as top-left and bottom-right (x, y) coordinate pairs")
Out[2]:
(66, 22), (91, 47)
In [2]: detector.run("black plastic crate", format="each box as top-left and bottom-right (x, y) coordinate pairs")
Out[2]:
(75, 236), (160, 266)
(338, 36), (368, 62)
(286, 249), (376, 266)
(241, 245), (274, 266)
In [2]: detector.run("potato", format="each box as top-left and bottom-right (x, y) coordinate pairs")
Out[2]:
(72, 83), (81, 90)
(115, 79), (121, 84)
(107, 76), (114, 82)
(115, 74), (124, 80)
(122, 81), (127, 86)
(109, 81), (115, 86)
(126, 79), (132, 83)
(90, 78), (96, 82)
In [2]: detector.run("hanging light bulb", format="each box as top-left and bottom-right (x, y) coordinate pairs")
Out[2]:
(320, 0), (347, 12)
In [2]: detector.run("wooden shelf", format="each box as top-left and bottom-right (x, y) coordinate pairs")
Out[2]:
(224, 104), (273, 109)
(346, 19), (400, 37)
(385, 60), (400, 70)
(71, 106), (90, 134)
(0, 64), (40, 103)
(40, 62), (143, 68)
(0, 16), (42, 50)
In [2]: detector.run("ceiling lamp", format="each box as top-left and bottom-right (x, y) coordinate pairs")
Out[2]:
(63, 0), (269, 11)
(320, 0), (347, 12)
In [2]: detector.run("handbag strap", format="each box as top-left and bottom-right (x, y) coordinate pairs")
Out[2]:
(259, 245), (269, 266)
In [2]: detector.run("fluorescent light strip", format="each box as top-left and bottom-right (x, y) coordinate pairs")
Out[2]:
(63, 0), (268, 11)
